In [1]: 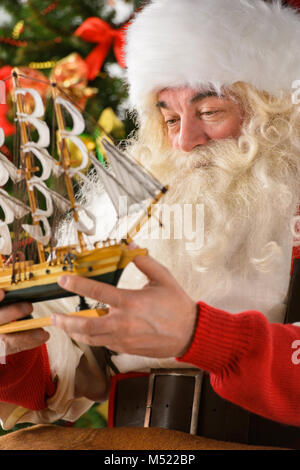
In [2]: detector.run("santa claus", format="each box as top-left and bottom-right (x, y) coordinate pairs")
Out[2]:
(1, 0), (300, 450)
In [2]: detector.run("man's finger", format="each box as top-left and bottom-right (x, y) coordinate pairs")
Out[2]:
(0, 328), (50, 355)
(132, 253), (174, 286)
(0, 302), (33, 325)
(51, 312), (104, 336)
(58, 275), (122, 306)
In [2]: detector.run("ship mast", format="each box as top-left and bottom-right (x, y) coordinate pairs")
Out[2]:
(51, 82), (85, 252)
(125, 188), (167, 244)
(12, 69), (46, 264)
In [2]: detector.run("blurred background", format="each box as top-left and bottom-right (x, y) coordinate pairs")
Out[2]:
(0, 0), (145, 436)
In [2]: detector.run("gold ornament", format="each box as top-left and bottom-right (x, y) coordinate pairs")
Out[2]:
(56, 130), (95, 172)
(12, 20), (24, 39)
(28, 60), (57, 70)
(96, 107), (125, 161)
(50, 53), (97, 109)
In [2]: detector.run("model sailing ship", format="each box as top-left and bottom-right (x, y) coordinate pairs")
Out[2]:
(0, 69), (167, 333)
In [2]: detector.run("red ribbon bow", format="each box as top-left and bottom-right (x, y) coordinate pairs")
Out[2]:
(74, 17), (127, 81)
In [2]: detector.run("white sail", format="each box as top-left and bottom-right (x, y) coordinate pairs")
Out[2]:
(0, 189), (31, 223)
(66, 135), (89, 174)
(0, 153), (23, 185)
(22, 216), (51, 246)
(22, 143), (63, 180)
(0, 190), (31, 256)
(0, 127), (5, 147)
(102, 150), (153, 203)
(0, 126), (28, 256)
(0, 133), (14, 254)
(0, 128), (23, 185)
(53, 96), (98, 238)
(102, 139), (162, 194)
(89, 155), (140, 217)
(96, 139), (164, 219)
(74, 205), (97, 236)
(19, 178), (71, 245)
(0, 73), (166, 256)
(27, 178), (54, 218)
(13, 88), (60, 247)
(0, 128), (4, 147)
(90, 152), (156, 218)
(15, 88), (45, 118)
(55, 96), (85, 136)
(55, 97), (89, 174)
(15, 88), (50, 148)
(0, 222), (12, 255)
(41, 185), (71, 213)
(27, 178), (71, 215)
(19, 116), (50, 148)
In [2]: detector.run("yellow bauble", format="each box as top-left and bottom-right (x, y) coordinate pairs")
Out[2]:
(56, 131), (95, 171)
(96, 107), (125, 162)
(98, 107), (125, 139)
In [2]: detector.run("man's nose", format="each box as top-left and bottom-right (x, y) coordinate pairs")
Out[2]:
(177, 117), (209, 152)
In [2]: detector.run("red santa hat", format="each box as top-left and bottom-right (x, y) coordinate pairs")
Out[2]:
(125, 0), (300, 111)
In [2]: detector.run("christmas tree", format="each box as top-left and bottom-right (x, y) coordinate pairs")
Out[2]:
(0, 0), (145, 153)
(0, 0), (144, 434)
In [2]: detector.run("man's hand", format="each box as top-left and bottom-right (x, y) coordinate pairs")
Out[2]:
(0, 291), (49, 357)
(52, 253), (198, 358)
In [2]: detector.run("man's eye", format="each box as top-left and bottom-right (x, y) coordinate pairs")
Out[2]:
(198, 110), (223, 120)
(201, 110), (218, 116)
(166, 118), (179, 126)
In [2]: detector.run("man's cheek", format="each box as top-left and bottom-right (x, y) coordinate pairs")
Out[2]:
(169, 132), (178, 149)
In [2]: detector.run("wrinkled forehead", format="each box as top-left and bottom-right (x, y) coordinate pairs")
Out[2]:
(157, 87), (219, 105)
(155, 86), (241, 111)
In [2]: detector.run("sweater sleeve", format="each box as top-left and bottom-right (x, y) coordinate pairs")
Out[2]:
(177, 301), (300, 427)
(285, 0), (300, 11)
(0, 344), (56, 410)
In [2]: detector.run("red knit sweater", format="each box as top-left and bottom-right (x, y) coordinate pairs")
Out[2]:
(0, 298), (300, 427)
(177, 301), (300, 427)
(0, 343), (55, 410)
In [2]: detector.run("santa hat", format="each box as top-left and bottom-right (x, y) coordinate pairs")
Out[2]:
(125, 0), (300, 111)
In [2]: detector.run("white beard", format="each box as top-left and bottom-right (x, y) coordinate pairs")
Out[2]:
(66, 137), (299, 373)
(118, 138), (297, 323)
(58, 137), (297, 323)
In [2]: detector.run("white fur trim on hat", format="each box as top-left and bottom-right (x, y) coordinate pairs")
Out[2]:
(125, 0), (300, 110)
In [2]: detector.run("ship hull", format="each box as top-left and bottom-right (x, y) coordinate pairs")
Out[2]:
(0, 244), (147, 306)
(1, 269), (124, 306)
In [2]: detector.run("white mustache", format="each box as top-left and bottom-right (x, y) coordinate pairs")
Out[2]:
(165, 138), (245, 174)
